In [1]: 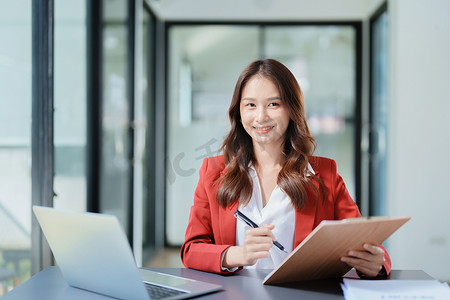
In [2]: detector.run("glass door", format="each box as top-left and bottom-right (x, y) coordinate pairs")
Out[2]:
(165, 23), (360, 246)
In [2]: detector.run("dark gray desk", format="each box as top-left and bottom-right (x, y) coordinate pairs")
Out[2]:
(1, 266), (433, 300)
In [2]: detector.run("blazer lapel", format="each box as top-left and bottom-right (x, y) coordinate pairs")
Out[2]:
(294, 172), (321, 247)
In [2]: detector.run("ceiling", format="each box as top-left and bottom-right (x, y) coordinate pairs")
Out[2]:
(145, 0), (384, 22)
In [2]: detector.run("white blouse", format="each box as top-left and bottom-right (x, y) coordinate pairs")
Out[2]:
(236, 163), (315, 269)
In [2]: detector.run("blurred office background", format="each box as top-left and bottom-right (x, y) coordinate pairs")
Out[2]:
(0, 0), (449, 295)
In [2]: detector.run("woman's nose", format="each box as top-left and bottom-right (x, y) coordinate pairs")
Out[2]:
(256, 107), (269, 123)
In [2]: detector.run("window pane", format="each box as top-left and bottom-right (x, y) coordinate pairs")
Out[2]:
(265, 26), (357, 199)
(166, 25), (260, 245)
(54, 0), (87, 212)
(101, 0), (131, 234)
(0, 0), (32, 294)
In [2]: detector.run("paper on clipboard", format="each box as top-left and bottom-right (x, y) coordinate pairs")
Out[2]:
(263, 216), (411, 285)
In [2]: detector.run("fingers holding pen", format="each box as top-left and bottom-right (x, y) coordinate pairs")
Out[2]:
(242, 224), (276, 265)
(245, 224), (276, 242)
(245, 224), (276, 250)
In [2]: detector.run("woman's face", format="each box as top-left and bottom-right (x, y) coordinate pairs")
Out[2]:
(239, 75), (290, 149)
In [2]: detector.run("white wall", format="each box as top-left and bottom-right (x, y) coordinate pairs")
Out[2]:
(387, 0), (450, 281)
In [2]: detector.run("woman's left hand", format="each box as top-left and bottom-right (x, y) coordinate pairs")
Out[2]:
(340, 243), (385, 277)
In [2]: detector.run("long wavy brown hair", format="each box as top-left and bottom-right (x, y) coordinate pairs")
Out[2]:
(215, 59), (323, 210)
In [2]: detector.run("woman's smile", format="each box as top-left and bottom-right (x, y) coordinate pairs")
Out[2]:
(253, 125), (275, 134)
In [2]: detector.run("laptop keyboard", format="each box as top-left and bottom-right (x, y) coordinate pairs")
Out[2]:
(144, 282), (188, 299)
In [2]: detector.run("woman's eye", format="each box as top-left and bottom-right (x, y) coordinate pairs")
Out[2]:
(269, 102), (279, 107)
(246, 103), (256, 107)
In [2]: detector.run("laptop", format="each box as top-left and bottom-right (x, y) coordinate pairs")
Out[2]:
(33, 206), (222, 300)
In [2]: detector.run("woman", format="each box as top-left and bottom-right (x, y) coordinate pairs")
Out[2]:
(181, 59), (389, 278)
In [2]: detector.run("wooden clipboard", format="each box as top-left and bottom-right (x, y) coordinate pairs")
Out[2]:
(263, 216), (411, 285)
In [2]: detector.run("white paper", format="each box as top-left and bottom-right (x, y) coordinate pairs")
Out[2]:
(341, 279), (450, 300)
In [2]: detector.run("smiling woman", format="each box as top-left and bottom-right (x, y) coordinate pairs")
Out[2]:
(181, 59), (391, 278)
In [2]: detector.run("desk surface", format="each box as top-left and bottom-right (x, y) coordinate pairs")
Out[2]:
(2, 267), (434, 300)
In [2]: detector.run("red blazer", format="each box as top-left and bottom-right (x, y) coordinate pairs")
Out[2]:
(181, 155), (391, 275)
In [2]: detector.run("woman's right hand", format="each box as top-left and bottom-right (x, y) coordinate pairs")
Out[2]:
(223, 224), (276, 268)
